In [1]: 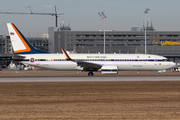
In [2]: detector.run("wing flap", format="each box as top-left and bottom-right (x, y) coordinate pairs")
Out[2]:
(76, 61), (102, 69)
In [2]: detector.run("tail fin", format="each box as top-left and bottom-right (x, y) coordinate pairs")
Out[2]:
(7, 23), (48, 54)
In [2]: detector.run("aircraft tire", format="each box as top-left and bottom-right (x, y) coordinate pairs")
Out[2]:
(88, 72), (94, 76)
(157, 73), (160, 76)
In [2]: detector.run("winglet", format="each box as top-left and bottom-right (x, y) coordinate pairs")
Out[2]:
(61, 49), (72, 60)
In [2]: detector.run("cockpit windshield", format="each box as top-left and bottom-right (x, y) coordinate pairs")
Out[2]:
(162, 59), (170, 61)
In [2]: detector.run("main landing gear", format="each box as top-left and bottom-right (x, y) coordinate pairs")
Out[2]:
(157, 73), (160, 76)
(88, 72), (94, 76)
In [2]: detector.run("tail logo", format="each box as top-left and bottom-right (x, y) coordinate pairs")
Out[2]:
(10, 32), (14, 35)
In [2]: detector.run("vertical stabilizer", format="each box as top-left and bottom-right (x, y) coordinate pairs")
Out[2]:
(7, 23), (47, 54)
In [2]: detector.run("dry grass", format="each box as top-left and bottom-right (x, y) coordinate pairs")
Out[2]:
(0, 81), (180, 119)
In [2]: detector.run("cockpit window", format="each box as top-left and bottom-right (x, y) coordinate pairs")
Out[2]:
(163, 59), (170, 61)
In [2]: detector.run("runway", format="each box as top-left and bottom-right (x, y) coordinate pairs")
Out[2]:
(1, 76), (180, 82)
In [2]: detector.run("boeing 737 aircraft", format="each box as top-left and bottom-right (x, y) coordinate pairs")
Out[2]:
(7, 23), (175, 76)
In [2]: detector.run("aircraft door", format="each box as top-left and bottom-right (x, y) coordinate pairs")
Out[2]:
(154, 58), (158, 65)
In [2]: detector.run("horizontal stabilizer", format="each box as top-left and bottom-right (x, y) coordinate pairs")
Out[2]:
(6, 53), (25, 60)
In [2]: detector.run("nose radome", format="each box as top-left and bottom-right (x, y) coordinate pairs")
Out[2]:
(171, 62), (176, 67)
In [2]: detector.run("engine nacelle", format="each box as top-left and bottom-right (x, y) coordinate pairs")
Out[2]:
(101, 65), (118, 74)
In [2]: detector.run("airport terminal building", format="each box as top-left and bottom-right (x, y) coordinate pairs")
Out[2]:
(48, 25), (180, 63)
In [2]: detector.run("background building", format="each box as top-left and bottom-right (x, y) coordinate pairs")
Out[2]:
(48, 24), (180, 63)
(48, 25), (180, 54)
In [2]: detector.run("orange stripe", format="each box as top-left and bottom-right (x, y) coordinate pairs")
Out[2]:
(62, 49), (69, 60)
(11, 23), (31, 53)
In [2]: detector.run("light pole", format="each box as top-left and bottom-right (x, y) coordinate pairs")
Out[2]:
(98, 10), (106, 54)
(144, 8), (150, 54)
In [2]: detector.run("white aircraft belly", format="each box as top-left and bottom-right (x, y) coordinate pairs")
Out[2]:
(104, 62), (171, 71)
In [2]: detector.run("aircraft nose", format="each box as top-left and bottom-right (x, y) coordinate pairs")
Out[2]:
(171, 62), (176, 67)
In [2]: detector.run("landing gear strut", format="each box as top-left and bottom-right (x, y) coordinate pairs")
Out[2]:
(88, 72), (94, 76)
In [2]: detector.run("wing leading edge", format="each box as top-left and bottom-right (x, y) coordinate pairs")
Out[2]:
(61, 49), (102, 71)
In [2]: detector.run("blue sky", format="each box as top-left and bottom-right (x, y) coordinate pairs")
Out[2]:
(0, 0), (180, 37)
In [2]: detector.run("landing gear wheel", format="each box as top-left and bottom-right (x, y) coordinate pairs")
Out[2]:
(88, 72), (94, 76)
(157, 73), (160, 76)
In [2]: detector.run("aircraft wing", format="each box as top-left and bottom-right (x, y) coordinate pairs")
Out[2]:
(76, 61), (102, 69)
(62, 49), (102, 71)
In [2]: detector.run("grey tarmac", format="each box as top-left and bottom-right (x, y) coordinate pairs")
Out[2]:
(0, 76), (180, 82)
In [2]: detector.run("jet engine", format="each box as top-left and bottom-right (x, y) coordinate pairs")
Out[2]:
(100, 65), (118, 74)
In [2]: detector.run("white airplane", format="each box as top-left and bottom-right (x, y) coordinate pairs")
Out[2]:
(7, 23), (175, 76)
